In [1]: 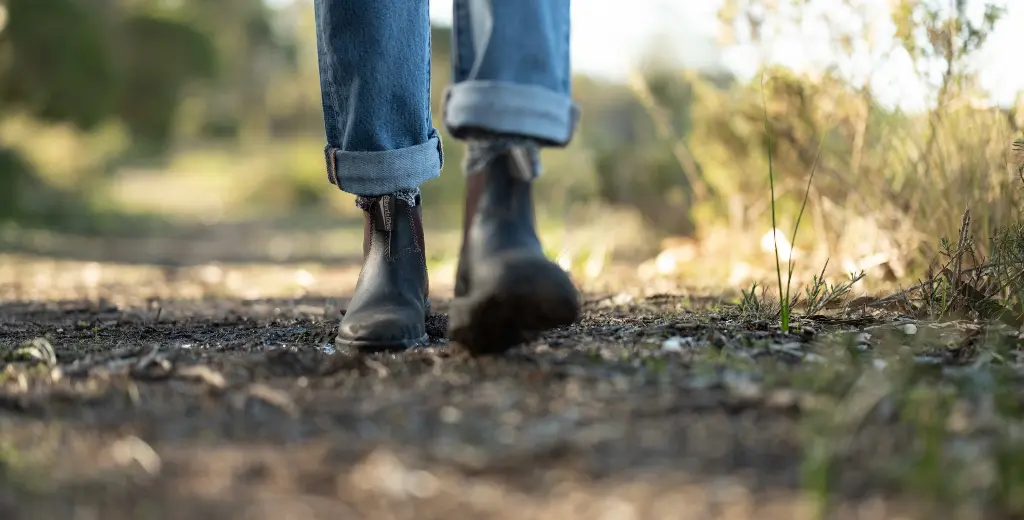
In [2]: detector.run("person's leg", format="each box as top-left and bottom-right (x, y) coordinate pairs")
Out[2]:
(445, 0), (577, 148)
(316, 0), (441, 196)
(445, 0), (581, 354)
(314, 0), (439, 350)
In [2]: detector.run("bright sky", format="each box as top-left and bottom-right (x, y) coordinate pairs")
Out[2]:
(429, 0), (1023, 111)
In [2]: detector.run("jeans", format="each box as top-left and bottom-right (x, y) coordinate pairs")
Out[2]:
(314, 0), (578, 197)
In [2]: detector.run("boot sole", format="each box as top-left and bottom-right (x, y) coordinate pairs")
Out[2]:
(334, 333), (430, 353)
(447, 253), (580, 355)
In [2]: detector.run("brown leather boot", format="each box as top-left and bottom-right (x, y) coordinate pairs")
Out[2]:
(336, 193), (430, 351)
(448, 147), (581, 354)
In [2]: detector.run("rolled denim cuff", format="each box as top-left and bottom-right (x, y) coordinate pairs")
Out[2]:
(443, 81), (579, 146)
(324, 131), (444, 196)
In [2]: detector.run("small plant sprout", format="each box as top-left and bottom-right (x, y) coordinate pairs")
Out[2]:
(761, 74), (828, 333)
(802, 261), (866, 315)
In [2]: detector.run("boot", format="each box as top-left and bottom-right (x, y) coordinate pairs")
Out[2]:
(336, 193), (430, 351)
(448, 147), (581, 354)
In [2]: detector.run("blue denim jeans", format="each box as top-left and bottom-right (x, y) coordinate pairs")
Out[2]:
(314, 0), (578, 196)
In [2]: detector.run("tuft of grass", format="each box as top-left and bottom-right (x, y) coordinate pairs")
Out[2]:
(739, 264), (865, 320)
(739, 281), (781, 321)
(866, 207), (1024, 326)
(803, 262), (866, 315)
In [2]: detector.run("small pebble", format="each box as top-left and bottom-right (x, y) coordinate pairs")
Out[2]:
(710, 331), (728, 349)
(440, 406), (462, 424)
(800, 326), (816, 341)
(660, 336), (686, 353)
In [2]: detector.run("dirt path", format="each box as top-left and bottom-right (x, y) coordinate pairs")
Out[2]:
(1, 254), (1021, 520)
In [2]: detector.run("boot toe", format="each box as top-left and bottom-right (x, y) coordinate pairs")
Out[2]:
(448, 253), (580, 354)
(336, 309), (428, 351)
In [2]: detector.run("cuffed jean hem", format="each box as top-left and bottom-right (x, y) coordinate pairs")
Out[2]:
(324, 132), (444, 196)
(443, 81), (579, 147)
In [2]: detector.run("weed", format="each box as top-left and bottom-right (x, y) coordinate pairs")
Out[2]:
(740, 264), (865, 321)
(866, 206), (1024, 326)
(739, 281), (781, 321)
(803, 261), (866, 315)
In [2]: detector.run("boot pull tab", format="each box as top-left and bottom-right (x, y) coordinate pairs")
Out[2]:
(507, 147), (536, 182)
(373, 195), (395, 233)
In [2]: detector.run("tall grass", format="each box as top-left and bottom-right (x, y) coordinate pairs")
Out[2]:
(761, 75), (826, 333)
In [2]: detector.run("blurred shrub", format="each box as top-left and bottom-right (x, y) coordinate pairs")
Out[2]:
(0, 0), (118, 129)
(0, 0), (1019, 291)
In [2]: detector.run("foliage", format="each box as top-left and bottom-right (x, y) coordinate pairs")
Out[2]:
(0, 0), (1020, 293)
(0, 0), (119, 130)
(115, 15), (217, 146)
(0, 0), (217, 142)
(0, 0), (289, 224)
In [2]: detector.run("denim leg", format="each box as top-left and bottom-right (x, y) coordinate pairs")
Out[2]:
(314, 0), (443, 197)
(445, 0), (578, 148)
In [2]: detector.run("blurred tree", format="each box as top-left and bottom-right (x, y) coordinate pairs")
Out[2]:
(892, 0), (1004, 104)
(709, 0), (1015, 269)
(116, 14), (217, 147)
(0, 0), (118, 129)
(0, 147), (43, 221)
(0, 0), (113, 223)
(712, 0), (1005, 194)
(170, 0), (300, 143)
(0, 0), (218, 148)
(0, 0), (220, 224)
(890, 0), (1005, 167)
(579, 70), (706, 236)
